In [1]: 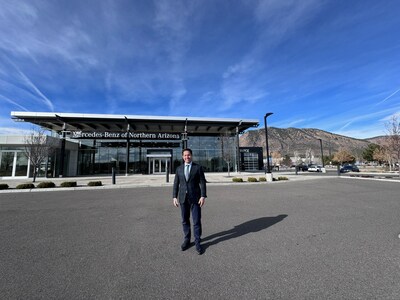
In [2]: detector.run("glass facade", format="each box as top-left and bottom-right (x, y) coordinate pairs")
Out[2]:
(7, 112), (260, 177)
(0, 150), (29, 177)
(76, 135), (238, 175)
(15, 152), (29, 176)
(0, 145), (58, 178)
(1, 133), (261, 178)
(0, 151), (14, 176)
(188, 136), (236, 172)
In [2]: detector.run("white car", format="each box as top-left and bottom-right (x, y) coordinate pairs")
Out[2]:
(308, 164), (322, 172)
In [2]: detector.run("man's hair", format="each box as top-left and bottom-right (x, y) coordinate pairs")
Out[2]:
(182, 148), (193, 155)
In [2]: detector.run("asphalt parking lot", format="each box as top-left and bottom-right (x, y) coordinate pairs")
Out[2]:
(1, 178), (399, 299)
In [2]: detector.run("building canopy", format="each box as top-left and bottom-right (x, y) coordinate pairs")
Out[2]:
(11, 112), (259, 136)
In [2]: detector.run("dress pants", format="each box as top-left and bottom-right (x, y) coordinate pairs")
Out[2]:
(180, 197), (202, 244)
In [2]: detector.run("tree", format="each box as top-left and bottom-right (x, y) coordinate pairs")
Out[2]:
(305, 148), (314, 164)
(362, 143), (380, 162)
(281, 155), (292, 167)
(322, 154), (334, 166)
(293, 151), (301, 164)
(24, 127), (58, 182)
(271, 151), (282, 166)
(333, 149), (355, 165)
(220, 131), (235, 176)
(373, 145), (389, 165)
(385, 115), (400, 174)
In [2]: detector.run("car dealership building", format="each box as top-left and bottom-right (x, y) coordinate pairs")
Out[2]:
(0, 112), (262, 179)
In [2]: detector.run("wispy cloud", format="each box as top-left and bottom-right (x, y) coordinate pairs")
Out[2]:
(0, 126), (31, 136)
(0, 114), (32, 136)
(0, 1), (96, 69)
(375, 87), (400, 106)
(0, 56), (54, 111)
(221, 61), (269, 109)
(336, 127), (386, 139)
(219, 0), (322, 110)
(153, 0), (198, 111)
(0, 94), (28, 111)
(14, 64), (54, 111)
(380, 111), (400, 122)
(1, 1), (400, 139)
(336, 106), (399, 131)
(254, 0), (322, 41)
(285, 119), (307, 128)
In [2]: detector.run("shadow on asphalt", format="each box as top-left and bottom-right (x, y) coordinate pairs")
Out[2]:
(202, 215), (288, 252)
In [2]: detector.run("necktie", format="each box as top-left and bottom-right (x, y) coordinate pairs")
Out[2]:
(185, 165), (190, 181)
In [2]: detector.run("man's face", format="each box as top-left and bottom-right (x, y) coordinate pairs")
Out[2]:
(182, 150), (192, 164)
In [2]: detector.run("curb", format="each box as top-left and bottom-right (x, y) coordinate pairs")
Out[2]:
(0, 176), (332, 194)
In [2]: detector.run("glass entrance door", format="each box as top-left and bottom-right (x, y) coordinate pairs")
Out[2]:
(150, 158), (168, 174)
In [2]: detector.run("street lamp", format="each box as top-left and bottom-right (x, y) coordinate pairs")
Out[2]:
(125, 116), (130, 176)
(264, 113), (273, 174)
(236, 120), (242, 173)
(318, 138), (325, 167)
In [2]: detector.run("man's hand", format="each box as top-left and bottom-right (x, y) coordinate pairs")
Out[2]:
(173, 198), (179, 207)
(198, 197), (205, 207)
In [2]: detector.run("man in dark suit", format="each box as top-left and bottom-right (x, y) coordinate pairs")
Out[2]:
(173, 148), (207, 255)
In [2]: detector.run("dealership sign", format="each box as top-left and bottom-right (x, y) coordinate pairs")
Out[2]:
(69, 131), (181, 140)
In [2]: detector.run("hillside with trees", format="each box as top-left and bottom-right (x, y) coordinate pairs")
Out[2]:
(240, 127), (372, 164)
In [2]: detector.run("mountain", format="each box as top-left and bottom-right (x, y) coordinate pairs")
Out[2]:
(365, 136), (388, 145)
(240, 127), (375, 159)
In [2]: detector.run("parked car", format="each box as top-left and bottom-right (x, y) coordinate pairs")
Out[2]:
(340, 165), (360, 173)
(308, 164), (322, 172)
(296, 164), (308, 171)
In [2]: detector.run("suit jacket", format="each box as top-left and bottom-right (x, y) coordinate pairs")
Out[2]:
(173, 162), (207, 204)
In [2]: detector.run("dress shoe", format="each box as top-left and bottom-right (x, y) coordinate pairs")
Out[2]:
(195, 244), (204, 255)
(181, 240), (190, 251)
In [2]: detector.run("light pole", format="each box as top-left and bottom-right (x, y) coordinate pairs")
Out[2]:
(318, 138), (324, 167)
(264, 113), (273, 174)
(236, 120), (242, 173)
(182, 118), (188, 150)
(125, 116), (130, 176)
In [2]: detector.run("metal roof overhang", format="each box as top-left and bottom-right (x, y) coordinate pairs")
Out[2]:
(11, 112), (259, 136)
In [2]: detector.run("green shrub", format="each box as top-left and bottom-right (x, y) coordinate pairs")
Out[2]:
(259, 177), (266, 182)
(87, 181), (102, 186)
(0, 183), (9, 190)
(278, 176), (288, 181)
(232, 177), (244, 182)
(16, 183), (35, 189)
(247, 177), (258, 182)
(60, 181), (77, 187)
(37, 181), (56, 188)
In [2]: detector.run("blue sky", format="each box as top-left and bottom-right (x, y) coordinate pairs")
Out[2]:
(1, 0), (400, 138)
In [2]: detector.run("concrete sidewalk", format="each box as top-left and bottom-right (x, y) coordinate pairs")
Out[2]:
(1, 170), (398, 193)
(0, 171), (328, 191)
